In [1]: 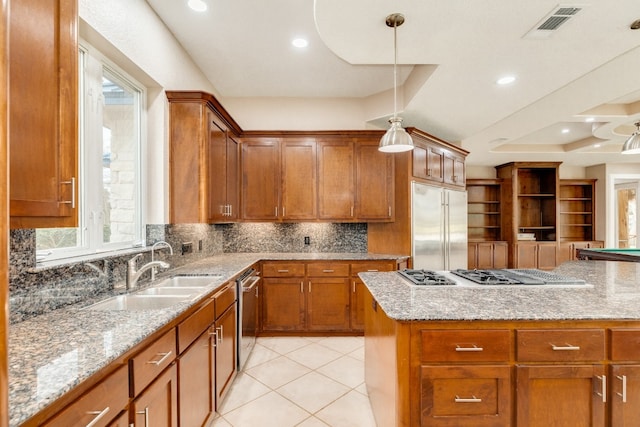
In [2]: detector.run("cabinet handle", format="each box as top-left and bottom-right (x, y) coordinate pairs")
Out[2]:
(136, 407), (150, 427)
(350, 206), (354, 217)
(217, 325), (223, 344)
(455, 345), (483, 352)
(308, 281), (312, 292)
(454, 395), (482, 403)
(282, 206), (285, 217)
(596, 375), (607, 403)
(209, 327), (218, 347)
(278, 269), (290, 273)
(275, 206), (278, 216)
(60, 177), (76, 208)
(452, 175), (457, 182)
(617, 375), (627, 403)
(353, 281), (356, 293)
(146, 351), (172, 366)
(300, 282), (303, 293)
(388, 206), (392, 217)
(427, 168), (432, 177)
(85, 407), (110, 427)
(322, 269), (334, 273)
(366, 269), (379, 272)
(550, 343), (580, 351)
(228, 204), (233, 216)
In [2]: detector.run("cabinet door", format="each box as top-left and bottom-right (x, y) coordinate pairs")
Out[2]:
(226, 135), (239, 220)
(611, 365), (640, 427)
(241, 139), (280, 220)
(467, 243), (478, 269)
(262, 278), (306, 331)
(355, 141), (394, 221)
(516, 365), (605, 427)
(536, 243), (557, 270)
(178, 332), (213, 427)
(208, 116), (228, 222)
(307, 278), (350, 331)
(493, 243), (508, 269)
(557, 242), (574, 264)
(476, 242), (495, 269)
(215, 303), (237, 407)
(444, 153), (465, 187)
(351, 278), (366, 332)
(514, 243), (538, 269)
(281, 140), (316, 220)
(108, 410), (129, 427)
(426, 146), (445, 182)
(317, 140), (355, 220)
(132, 364), (178, 427)
(421, 365), (511, 427)
(9, 0), (78, 228)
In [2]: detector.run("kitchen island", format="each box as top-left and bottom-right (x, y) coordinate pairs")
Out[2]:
(360, 260), (640, 427)
(8, 252), (407, 427)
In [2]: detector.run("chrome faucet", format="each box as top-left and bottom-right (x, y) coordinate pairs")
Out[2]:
(126, 254), (170, 290)
(151, 241), (174, 281)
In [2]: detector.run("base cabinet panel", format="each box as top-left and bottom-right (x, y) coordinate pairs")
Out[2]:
(610, 365), (640, 427)
(215, 303), (237, 405)
(421, 365), (511, 427)
(132, 364), (178, 427)
(516, 364), (605, 427)
(262, 278), (305, 331)
(178, 332), (213, 427)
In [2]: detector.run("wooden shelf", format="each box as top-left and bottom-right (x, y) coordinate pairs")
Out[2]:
(466, 179), (503, 242)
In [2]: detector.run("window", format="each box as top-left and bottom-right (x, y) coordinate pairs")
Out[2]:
(36, 43), (145, 260)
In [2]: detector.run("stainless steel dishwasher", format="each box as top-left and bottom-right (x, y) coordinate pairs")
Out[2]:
(236, 267), (260, 370)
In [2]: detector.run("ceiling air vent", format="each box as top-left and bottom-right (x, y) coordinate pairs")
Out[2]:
(524, 5), (584, 39)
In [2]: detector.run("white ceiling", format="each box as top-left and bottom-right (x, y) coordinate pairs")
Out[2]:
(146, 0), (640, 167)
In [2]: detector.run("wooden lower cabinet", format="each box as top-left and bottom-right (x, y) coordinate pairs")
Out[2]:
(558, 241), (604, 264)
(131, 363), (178, 427)
(516, 365), (605, 427)
(514, 243), (557, 270)
(468, 242), (508, 269)
(108, 410), (129, 427)
(178, 331), (213, 427)
(307, 277), (350, 331)
(610, 365), (640, 426)
(214, 302), (237, 405)
(262, 277), (306, 331)
(421, 365), (511, 426)
(351, 278), (367, 331)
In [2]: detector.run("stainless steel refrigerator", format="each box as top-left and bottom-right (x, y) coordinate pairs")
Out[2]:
(412, 181), (468, 270)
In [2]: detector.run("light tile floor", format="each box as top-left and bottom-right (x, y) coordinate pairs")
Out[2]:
(212, 336), (377, 427)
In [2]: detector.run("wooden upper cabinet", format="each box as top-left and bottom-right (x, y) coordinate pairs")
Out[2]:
(444, 152), (465, 186)
(317, 140), (355, 220)
(167, 91), (242, 224)
(408, 128), (466, 189)
(9, 0), (78, 228)
(355, 140), (394, 221)
(241, 139), (280, 220)
(281, 139), (317, 220)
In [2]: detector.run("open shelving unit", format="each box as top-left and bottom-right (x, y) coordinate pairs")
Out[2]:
(558, 179), (596, 242)
(467, 179), (502, 241)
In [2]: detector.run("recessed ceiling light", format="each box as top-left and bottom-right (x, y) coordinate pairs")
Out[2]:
(496, 75), (516, 85)
(292, 38), (308, 48)
(585, 117), (595, 122)
(561, 128), (570, 134)
(594, 144), (601, 148)
(188, 0), (207, 12)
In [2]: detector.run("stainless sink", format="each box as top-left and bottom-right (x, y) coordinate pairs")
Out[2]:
(136, 287), (203, 296)
(84, 294), (194, 311)
(155, 275), (222, 288)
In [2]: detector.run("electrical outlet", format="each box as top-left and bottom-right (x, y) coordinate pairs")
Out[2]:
(181, 242), (193, 255)
(304, 236), (310, 245)
(198, 240), (203, 252)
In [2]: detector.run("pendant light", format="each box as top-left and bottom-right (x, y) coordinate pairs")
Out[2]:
(379, 13), (414, 153)
(621, 121), (640, 154)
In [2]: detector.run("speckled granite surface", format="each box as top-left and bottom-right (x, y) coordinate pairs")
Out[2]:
(360, 261), (640, 321)
(8, 252), (405, 427)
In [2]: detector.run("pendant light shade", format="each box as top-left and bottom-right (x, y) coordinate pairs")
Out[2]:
(622, 122), (640, 154)
(379, 13), (414, 153)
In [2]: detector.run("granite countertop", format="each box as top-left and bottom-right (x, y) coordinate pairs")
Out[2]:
(360, 260), (640, 321)
(8, 252), (406, 427)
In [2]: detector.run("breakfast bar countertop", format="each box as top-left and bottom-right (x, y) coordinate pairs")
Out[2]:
(360, 260), (640, 321)
(8, 252), (407, 427)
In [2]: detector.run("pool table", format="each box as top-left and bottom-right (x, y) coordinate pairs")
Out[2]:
(576, 247), (640, 262)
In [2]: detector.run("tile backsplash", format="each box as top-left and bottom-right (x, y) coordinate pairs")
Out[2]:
(9, 222), (367, 323)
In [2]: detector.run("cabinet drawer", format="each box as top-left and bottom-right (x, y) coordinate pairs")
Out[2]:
(611, 329), (640, 361)
(307, 262), (350, 277)
(131, 329), (177, 396)
(177, 297), (215, 354)
(350, 261), (395, 275)
(517, 329), (605, 362)
(421, 365), (511, 426)
(262, 262), (305, 277)
(44, 365), (129, 427)
(214, 282), (236, 318)
(421, 330), (511, 362)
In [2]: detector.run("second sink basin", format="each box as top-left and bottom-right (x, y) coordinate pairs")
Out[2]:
(136, 287), (203, 296)
(155, 275), (223, 288)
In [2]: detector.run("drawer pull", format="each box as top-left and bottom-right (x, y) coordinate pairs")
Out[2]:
(366, 269), (379, 272)
(209, 327), (218, 347)
(596, 375), (607, 403)
(85, 407), (110, 427)
(146, 351), (172, 366)
(617, 375), (627, 403)
(455, 395), (482, 403)
(550, 343), (581, 351)
(278, 269), (289, 273)
(455, 344), (483, 352)
(136, 407), (150, 427)
(322, 269), (335, 273)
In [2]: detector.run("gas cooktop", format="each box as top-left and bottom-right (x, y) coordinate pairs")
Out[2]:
(398, 269), (457, 286)
(450, 269), (587, 286)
